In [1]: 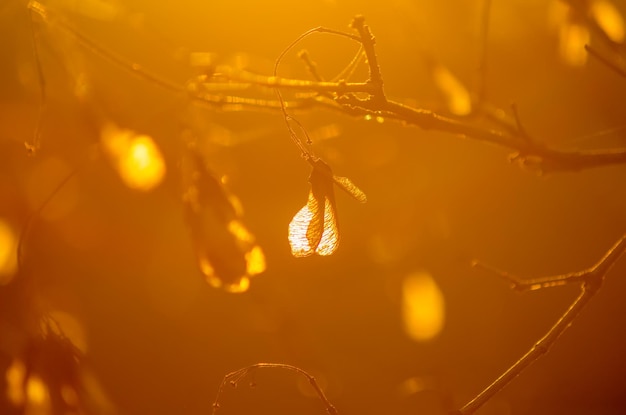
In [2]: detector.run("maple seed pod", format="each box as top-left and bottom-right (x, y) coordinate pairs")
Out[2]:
(289, 158), (366, 257)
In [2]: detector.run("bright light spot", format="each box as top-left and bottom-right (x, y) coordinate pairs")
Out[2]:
(26, 375), (50, 407)
(402, 271), (445, 342)
(245, 245), (266, 276)
(6, 359), (26, 405)
(364, 114), (373, 121)
(590, 0), (625, 43)
(223, 277), (250, 293)
(0, 219), (18, 284)
(47, 310), (88, 353)
(199, 258), (217, 284)
(375, 116), (385, 123)
(289, 195), (339, 257)
(101, 124), (166, 191)
(289, 203), (314, 256)
(228, 220), (253, 244)
(559, 23), (590, 66)
(200, 258), (252, 294)
(432, 65), (472, 116)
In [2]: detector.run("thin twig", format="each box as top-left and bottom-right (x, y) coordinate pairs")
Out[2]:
(585, 44), (626, 78)
(349, 16), (385, 101)
(455, 235), (626, 415)
(298, 49), (324, 82)
(212, 363), (337, 415)
(207, 67), (376, 94)
(31, 3), (626, 172)
(27, 3), (47, 155)
(472, 261), (587, 292)
(331, 45), (365, 83)
(28, 1), (185, 95)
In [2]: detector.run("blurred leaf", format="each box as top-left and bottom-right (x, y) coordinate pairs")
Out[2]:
(183, 149), (265, 292)
(6, 321), (114, 415)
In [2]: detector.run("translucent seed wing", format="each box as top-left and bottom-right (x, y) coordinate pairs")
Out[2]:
(332, 175), (367, 203)
(289, 192), (322, 257)
(314, 197), (339, 256)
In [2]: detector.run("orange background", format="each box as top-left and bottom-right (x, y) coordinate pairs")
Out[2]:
(1, 1), (626, 414)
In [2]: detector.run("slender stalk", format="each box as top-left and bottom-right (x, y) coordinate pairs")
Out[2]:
(455, 236), (626, 415)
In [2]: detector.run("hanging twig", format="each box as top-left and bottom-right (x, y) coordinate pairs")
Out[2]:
(212, 363), (338, 415)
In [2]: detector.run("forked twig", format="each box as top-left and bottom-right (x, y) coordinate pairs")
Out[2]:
(455, 235), (626, 415)
(212, 363), (337, 415)
(28, 2), (626, 172)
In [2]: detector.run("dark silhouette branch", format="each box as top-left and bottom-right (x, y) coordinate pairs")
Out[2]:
(455, 235), (626, 415)
(30, 1), (626, 173)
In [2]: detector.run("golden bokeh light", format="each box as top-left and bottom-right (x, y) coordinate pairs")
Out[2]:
(590, 0), (625, 43)
(26, 375), (51, 408)
(432, 64), (472, 116)
(245, 245), (266, 276)
(402, 271), (445, 342)
(0, 218), (18, 284)
(6, 359), (26, 406)
(101, 124), (166, 191)
(559, 22), (590, 66)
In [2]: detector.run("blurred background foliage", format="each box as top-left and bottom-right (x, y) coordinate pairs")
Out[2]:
(1, 0), (626, 414)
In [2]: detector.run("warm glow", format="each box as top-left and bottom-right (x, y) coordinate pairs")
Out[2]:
(432, 64), (472, 116)
(245, 245), (266, 276)
(228, 220), (254, 244)
(559, 22), (590, 66)
(6, 359), (26, 405)
(26, 375), (50, 407)
(289, 195), (339, 257)
(0, 219), (18, 284)
(101, 124), (166, 191)
(222, 277), (251, 293)
(590, 0), (625, 43)
(402, 271), (445, 342)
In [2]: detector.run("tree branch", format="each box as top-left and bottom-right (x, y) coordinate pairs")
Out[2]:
(455, 235), (626, 415)
(212, 363), (337, 415)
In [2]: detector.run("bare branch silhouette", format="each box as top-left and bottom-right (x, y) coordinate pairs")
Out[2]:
(456, 235), (626, 414)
